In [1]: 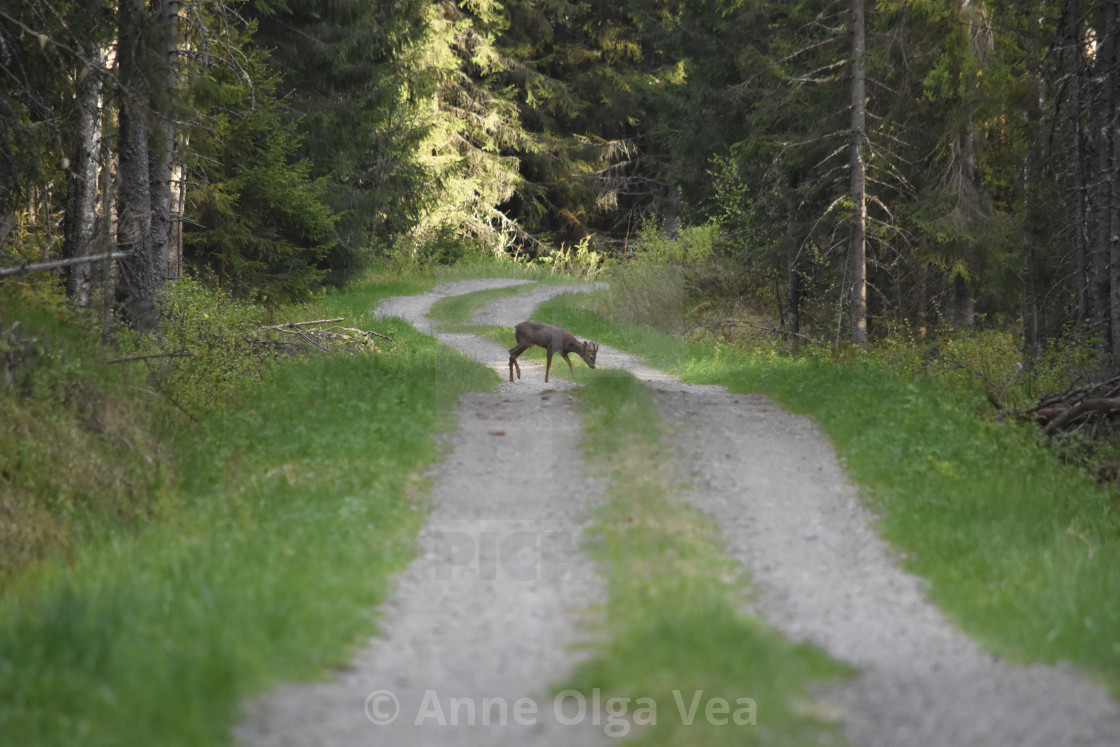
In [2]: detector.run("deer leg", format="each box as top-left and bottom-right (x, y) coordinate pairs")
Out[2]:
(563, 352), (576, 380)
(509, 343), (529, 381)
(545, 349), (554, 383)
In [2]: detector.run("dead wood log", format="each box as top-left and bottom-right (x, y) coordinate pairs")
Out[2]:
(107, 351), (195, 364)
(272, 327), (331, 353)
(261, 317), (344, 331)
(1043, 398), (1120, 436)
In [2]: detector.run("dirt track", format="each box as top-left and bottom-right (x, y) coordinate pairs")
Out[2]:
(237, 279), (1120, 746)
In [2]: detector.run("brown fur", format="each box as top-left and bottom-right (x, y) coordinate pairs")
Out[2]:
(508, 321), (599, 383)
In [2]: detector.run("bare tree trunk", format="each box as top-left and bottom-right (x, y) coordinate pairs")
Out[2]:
(149, 0), (180, 281)
(99, 127), (117, 344)
(917, 260), (929, 337)
(1111, 84), (1120, 357)
(848, 0), (869, 347)
(784, 193), (801, 336)
(950, 128), (976, 328)
(948, 274), (975, 327)
(114, 0), (160, 331)
(1089, 1), (1117, 346)
(62, 52), (106, 306)
(168, 156), (186, 280)
(663, 183), (682, 240)
(1068, 0), (1090, 328)
(1097, 1), (1120, 355)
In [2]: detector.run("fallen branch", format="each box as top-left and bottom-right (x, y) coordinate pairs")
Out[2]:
(1032, 374), (1120, 413)
(1043, 398), (1120, 436)
(107, 351), (195, 364)
(272, 327), (331, 353)
(256, 319), (393, 355)
(0, 251), (131, 279)
(261, 317), (344, 331)
(360, 328), (394, 342)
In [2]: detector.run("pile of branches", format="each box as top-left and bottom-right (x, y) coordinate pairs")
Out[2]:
(256, 318), (393, 355)
(1021, 373), (1120, 438)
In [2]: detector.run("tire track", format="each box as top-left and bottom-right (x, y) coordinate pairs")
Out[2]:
(236, 280), (609, 746)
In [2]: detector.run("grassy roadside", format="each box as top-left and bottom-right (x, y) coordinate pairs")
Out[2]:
(564, 371), (850, 745)
(0, 276), (499, 746)
(535, 292), (1120, 694)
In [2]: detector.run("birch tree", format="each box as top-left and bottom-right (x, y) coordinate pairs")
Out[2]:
(849, 0), (869, 347)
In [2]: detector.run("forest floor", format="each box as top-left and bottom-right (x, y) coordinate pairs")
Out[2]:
(235, 279), (1120, 747)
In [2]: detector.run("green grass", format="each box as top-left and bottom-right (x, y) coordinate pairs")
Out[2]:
(565, 371), (851, 745)
(0, 297), (174, 588)
(0, 279), (499, 746)
(537, 292), (1120, 694)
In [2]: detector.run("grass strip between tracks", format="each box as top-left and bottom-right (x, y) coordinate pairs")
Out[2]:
(565, 370), (851, 745)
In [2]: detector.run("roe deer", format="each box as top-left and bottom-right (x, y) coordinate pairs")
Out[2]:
(509, 321), (599, 383)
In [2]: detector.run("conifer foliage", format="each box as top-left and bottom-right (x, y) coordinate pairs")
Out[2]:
(1, 0), (1119, 352)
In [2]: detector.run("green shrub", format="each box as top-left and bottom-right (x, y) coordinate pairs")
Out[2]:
(536, 237), (607, 280)
(627, 222), (719, 267)
(115, 277), (282, 415)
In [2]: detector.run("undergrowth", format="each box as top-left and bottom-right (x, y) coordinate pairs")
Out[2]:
(1, 291), (173, 588)
(0, 269), (498, 745)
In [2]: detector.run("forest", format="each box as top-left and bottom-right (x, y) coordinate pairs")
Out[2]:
(2, 0), (1117, 352)
(5, 4), (1120, 742)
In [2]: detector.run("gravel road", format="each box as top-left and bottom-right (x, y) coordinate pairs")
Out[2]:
(237, 278), (1120, 747)
(236, 280), (610, 747)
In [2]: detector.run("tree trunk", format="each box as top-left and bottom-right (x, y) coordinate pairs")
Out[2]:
(99, 126), (117, 344)
(950, 124), (977, 329)
(149, 0), (180, 282)
(1097, 1), (1120, 355)
(114, 0), (161, 331)
(662, 183), (682, 240)
(784, 192), (801, 336)
(62, 54), (106, 307)
(848, 0), (869, 347)
(785, 257), (802, 336)
(168, 159), (186, 280)
(1111, 87), (1120, 357)
(1091, 0), (1117, 347)
(948, 273), (975, 327)
(1067, 0), (1090, 329)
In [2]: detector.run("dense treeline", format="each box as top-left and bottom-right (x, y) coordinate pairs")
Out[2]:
(1, 0), (1118, 352)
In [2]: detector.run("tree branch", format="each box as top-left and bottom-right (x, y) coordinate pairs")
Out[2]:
(1044, 398), (1120, 436)
(0, 251), (130, 279)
